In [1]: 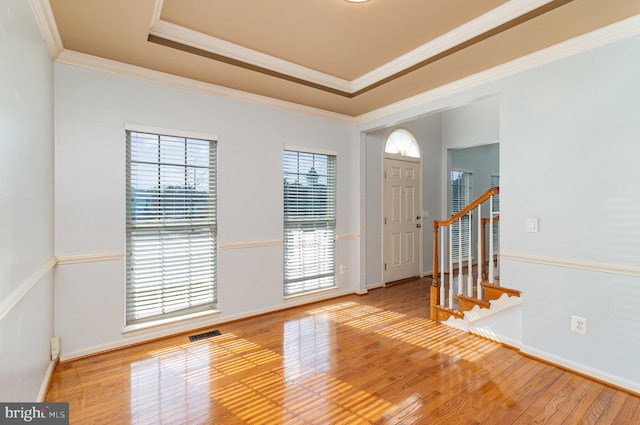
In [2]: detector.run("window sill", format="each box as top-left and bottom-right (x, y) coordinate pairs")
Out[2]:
(283, 285), (339, 301)
(122, 309), (221, 337)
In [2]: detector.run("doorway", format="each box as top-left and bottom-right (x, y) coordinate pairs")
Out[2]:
(383, 129), (422, 284)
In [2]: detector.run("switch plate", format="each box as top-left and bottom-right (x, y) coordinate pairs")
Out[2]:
(526, 218), (538, 233)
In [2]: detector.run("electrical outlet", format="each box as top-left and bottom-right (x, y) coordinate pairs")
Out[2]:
(571, 315), (587, 335)
(339, 265), (346, 275)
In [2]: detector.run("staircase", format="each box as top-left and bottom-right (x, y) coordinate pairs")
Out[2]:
(429, 187), (522, 330)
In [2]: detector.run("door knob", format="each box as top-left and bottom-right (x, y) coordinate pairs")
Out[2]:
(416, 223), (421, 228)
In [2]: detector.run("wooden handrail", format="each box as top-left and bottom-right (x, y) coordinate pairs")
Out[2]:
(434, 186), (499, 227)
(481, 215), (500, 225)
(430, 186), (499, 321)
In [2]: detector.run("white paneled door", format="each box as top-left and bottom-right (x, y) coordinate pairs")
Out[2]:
(383, 158), (421, 283)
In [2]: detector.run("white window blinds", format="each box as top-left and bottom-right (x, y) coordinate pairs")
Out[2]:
(126, 131), (217, 325)
(283, 150), (337, 296)
(451, 170), (473, 260)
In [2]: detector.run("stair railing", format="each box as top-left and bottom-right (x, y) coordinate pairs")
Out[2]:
(430, 186), (499, 321)
(481, 215), (500, 281)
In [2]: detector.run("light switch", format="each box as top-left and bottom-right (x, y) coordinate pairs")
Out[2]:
(526, 218), (538, 233)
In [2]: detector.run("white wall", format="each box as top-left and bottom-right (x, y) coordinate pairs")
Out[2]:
(500, 32), (640, 391)
(360, 31), (640, 393)
(53, 63), (360, 359)
(0, 0), (55, 401)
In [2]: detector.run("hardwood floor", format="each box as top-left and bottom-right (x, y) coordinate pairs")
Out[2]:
(46, 279), (640, 424)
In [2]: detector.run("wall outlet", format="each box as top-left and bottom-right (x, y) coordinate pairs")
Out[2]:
(339, 265), (346, 275)
(571, 315), (587, 335)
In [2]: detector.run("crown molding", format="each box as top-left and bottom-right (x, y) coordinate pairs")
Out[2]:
(356, 13), (640, 126)
(54, 13), (640, 125)
(149, 0), (554, 94)
(29, 0), (63, 59)
(351, 0), (553, 92)
(150, 19), (352, 93)
(55, 49), (355, 124)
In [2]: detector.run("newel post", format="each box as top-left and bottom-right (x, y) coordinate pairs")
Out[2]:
(430, 221), (440, 321)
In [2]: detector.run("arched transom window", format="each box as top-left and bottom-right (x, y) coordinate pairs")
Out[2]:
(384, 129), (420, 158)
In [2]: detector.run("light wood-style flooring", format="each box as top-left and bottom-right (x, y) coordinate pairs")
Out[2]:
(46, 279), (640, 424)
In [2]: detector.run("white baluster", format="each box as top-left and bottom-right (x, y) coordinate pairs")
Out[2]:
(439, 226), (445, 306)
(467, 212), (473, 297)
(496, 219), (500, 280)
(489, 196), (494, 284)
(449, 225), (453, 309)
(477, 204), (483, 300)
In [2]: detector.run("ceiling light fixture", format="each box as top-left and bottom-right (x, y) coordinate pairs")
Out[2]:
(344, 0), (370, 3)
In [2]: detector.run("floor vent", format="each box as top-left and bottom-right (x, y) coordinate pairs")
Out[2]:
(189, 329), (221, 342)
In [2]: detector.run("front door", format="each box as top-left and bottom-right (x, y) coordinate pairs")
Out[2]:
(383, 158), (421, 283)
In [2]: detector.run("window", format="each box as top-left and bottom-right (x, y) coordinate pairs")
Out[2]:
(384, 129), (420, 158)
(490, 174), (500, 254)
(451, 170), (473, 260)
(126, 130), (217, 325)
(283, 150), (336, 296)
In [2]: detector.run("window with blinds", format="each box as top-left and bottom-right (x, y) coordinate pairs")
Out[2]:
(126, 130), (217, 325)
(451, 170), (473, 260)
(283, 150), (337, 296)
(490, 174), (500, 254)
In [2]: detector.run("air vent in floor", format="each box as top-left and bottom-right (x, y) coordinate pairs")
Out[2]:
(189, 329), (221, 342)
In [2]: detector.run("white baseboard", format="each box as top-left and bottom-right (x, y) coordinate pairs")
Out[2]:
(61, 288), (357, 361)
(366, 282), (384, 290)
(37, 359), (58, 402)
(520, 345), (640, 395)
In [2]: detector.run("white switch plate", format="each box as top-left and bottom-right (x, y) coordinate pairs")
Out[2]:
(526, 218), (538, 233)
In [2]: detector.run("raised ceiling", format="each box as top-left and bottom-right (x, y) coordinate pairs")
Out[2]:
(49, 0), (640, 117)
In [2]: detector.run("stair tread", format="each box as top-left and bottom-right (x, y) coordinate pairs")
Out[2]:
(457, 294), (490, 311)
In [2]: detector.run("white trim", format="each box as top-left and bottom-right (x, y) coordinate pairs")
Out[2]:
(28, 0), (64, 59)
(352, 0), (553, 92)
(520, 345), (640, 395)
(366, 282), (384, 290)
(500, 252), (640, 278)
(384, 153), (421, 163)
(55, 50), (355, 124)
(148, 0), (552, 94)
(0, 257), (57, 322)
(464, 293), (523, 323)
(61, 288), (356, 361)
(150, 20), (351, 93)
(56, 251), (123, 265)
(122, 309), (221, 337)
(36, 359), (58, 402)
(53, 14), (640, 124)
(337, 233), (359, 241)
(357, 14), (640, 125)
(150, 0), (164, 27)
(284, 144), (338, 157)
(219, 240), (283, 250)
(283, 285), (340, 301)
(125, 123), (218, 142)
(469, 329), (522, 349)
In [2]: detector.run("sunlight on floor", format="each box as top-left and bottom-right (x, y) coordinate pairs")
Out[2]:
(127, 296), (500, 423)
